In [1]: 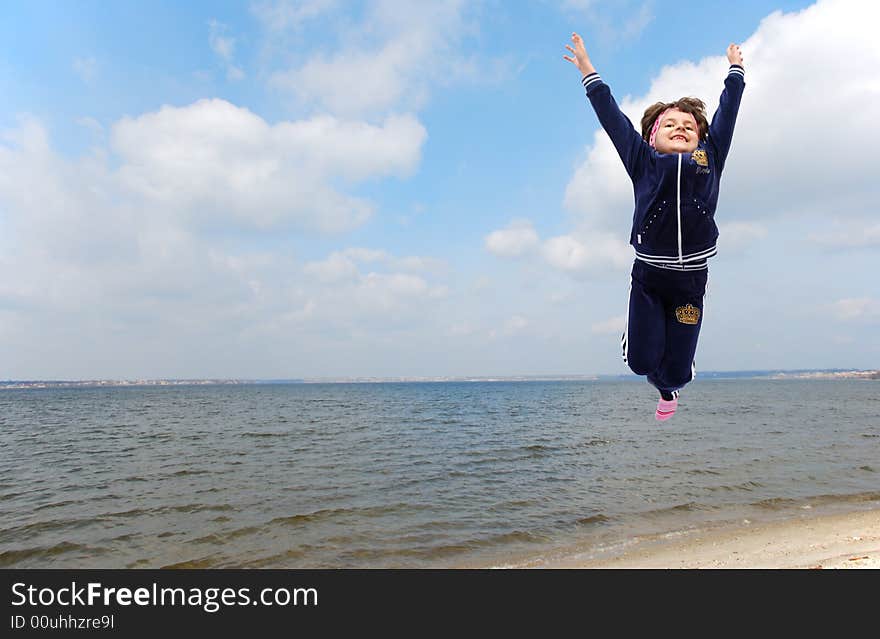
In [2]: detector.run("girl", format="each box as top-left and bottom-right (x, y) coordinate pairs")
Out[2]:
(563, 33), (745, 421)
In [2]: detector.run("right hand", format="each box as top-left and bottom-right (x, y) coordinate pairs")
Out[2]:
(563, 32), (596, 76)
(726, 43), (744, 67)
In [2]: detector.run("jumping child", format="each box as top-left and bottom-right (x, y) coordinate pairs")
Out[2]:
(563, 33), (745, 421)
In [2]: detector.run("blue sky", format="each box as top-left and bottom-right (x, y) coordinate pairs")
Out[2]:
(1, 0), (878, 379)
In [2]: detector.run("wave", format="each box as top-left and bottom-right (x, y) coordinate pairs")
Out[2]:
(160, 557), (219, 569)
(336, 528), (550, 564)
(523, 444), (556, 453)
(578, 438), (611, 448)
(32, 499), (80, 512)
(268, 502), (427, 528)
(0, 542), (104, 567)
(486, 499), (538, 512)
(1, 502), (238, 541)
(707, 480), (765, 492)
(190, 525), (262, 545)
(240, 431), (290, 438)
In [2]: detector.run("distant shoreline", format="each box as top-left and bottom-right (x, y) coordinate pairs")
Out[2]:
(1, 369), (877, 390)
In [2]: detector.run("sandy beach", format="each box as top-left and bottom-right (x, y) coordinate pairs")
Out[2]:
(546, 508), (880, 569)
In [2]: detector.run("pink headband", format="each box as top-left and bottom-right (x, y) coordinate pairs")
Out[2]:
(649, 108), (697, 148)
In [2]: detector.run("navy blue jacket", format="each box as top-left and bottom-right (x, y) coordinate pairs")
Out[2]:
(582, 65), (745, 270)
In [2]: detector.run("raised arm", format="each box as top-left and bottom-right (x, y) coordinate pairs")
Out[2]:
(708, 43), (746, 173)
(564, 33), (648, 180)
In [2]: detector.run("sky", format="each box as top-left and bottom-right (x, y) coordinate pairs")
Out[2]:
(0, 0), (878, 380)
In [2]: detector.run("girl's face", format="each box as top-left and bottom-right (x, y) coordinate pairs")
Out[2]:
(653, 109), (699, 154)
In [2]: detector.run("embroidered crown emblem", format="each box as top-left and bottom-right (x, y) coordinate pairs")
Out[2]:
(675, 304), (701, 325)
(691, 150), (708, 167)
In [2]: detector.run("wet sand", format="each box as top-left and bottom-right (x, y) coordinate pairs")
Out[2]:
(546, 508), (880, 569)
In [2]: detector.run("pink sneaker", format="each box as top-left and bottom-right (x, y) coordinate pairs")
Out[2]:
(655, 397), (678, 421)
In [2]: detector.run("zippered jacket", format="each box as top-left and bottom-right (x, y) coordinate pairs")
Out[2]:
(581, 65), (745, 270)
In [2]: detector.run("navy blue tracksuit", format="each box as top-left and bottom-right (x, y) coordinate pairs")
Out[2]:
(581, 65), (745, 394)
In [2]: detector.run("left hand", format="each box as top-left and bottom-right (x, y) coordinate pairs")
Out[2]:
(727, 43), (744, 67)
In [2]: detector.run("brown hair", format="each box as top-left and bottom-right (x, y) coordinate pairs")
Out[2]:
(640, 97), (708, 143)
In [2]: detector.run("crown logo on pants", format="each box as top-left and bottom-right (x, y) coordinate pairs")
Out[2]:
(675, 304), (701, 325)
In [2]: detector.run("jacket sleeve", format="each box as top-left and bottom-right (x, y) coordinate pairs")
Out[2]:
(707, 65), (745, 173)
(582, 73), (649, 180)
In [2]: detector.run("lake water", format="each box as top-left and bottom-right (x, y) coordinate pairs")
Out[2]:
(1, 379), (878, 568)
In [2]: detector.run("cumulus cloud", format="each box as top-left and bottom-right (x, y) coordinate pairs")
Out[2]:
(485, 219), (632, 277)
(485, 220), (539, 258)
(304, 248), (446, 283)
(541, 231), (631, 274)
(303, 252), (360, 283)
(294, 252), (450, 335)
(485, 218), (630, 275)
(0, 101), (438, 376)
(110, 99), (425, 232)
(265, 0), (488, 117)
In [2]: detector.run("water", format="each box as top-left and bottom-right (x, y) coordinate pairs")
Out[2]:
(1, 379), (878, 568)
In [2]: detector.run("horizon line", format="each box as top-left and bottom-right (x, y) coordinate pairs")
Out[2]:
(1, 367), (878, 386)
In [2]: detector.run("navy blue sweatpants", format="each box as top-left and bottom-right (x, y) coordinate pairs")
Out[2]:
(621, 260), (708, 395)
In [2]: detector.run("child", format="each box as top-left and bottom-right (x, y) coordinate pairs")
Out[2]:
(563, 33), (745, 421)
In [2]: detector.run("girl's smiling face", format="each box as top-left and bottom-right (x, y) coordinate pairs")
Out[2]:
(653, 108), (699, 154)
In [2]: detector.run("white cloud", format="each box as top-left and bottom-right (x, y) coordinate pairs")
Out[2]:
(209, 20), (235, 60)
(485, 220), (540, 258)
(717, 221), (768, 254)
(808, 220), (880, 249)
(541, 235), (590, 272)
(303, 252), (360, 283)
(270, 43), (424, 116)
(209, 20), (245, 81)
(265, 0), (488, 117)
(541, 232), (631, 274)
(252, 0), (338, 31)
(234, 244), (451, 349)
(110, 99), (425, 232)
(304, 248), (446, 283)
(560, 0), (655, 47)
(0, 102), (440, 377)
(484, 218), (631, 277)
(343, 248), (389, 263)
(302, 266), (448, 327)
(828, 297), (880, 322)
